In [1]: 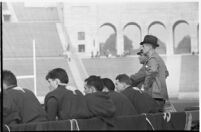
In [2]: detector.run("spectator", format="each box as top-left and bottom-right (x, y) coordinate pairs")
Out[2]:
(84, 75), (116, 118)
(140, 35), (169, 110)
(3, 70), (47, 125)
(84, 75), (116, 127)
(102, 78), (137, 116)
(115, 74), (161, 114)
(44, 68), (89, 121)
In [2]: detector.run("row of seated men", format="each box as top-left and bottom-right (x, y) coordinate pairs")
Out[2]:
(3, 68), (162, 126)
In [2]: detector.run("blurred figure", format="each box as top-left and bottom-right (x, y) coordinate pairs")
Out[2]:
(115, 74), (161, 114)
(3, 70), (47, 125)
(140, 35), (169, 110)
(102, 78), (137, 116)
(44, 68), (89, 121)
(130, 50), (147, 89)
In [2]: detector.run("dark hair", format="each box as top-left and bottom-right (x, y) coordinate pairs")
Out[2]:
(115, 74), (132, 85)
(102, 78), (115, 91)
(46, 68), (69, 84)
(85, 75), (103, 92)
(3, 70), (17, 87)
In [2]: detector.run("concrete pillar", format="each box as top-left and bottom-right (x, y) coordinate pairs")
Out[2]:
(141, 25), (148, 41)
(190, 22), (198, 53)
(165, 23), (180, 98)
(116, 30), (124, 55)
(166, 23), (174, 55)
(94, 36), (100, 53)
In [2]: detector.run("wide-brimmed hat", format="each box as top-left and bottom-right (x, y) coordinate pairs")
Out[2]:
(140, 35), (159, 47)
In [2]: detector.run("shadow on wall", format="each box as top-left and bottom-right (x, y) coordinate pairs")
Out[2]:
(99, 33), (167, 56)
(156, 39), (167, 54)
(100, 33), (117, 56)
(174, 35), (191, 54)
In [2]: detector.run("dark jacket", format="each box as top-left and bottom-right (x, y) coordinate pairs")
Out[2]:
(121, 86), (160, 114)
(108, 91), (137, 116)
(85, 91), (116, 127)
(4, 87), (47, 124)
(144, 51), (169, 100)
(130, 66), (146, 89)
(44, 85), (90, 121)
(3, 91), (21, 125)
(85, 91), (116, 118)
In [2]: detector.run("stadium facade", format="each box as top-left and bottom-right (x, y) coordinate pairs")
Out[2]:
(2, 2), (199, 100)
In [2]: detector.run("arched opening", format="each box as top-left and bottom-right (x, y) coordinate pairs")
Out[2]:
(123, 22), (141, 55)
(97, 23), (117, 57)
(148, 21), (167, 54)
(173, 20), (191, 54)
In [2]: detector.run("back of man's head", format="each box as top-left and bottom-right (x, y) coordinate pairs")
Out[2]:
(3, 70), (17, 88)
(115, 74), (132, 86)
(85, 75), (103, 92)
(102, 78), (115, 91)
(46, 68), (69, 84)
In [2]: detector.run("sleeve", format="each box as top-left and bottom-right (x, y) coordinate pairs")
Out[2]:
(144, 58), (159, 90)
(130, 66), (146, 87)
(46, 97), (58, 121)
(165, 66), (169, 78)
(146, 58), (158, 76)
(3, 94), (21, 125)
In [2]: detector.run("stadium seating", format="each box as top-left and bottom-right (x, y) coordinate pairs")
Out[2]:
(12, 3), (59, 22)
(3, 22), (77, 96)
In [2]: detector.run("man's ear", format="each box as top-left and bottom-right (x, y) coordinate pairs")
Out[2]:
(122, 82), (127, 89)
(55, 79), (61, 85)
(91, 87), (97, 93)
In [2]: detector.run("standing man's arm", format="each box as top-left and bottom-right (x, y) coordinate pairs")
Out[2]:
(165, 66), (169, 78)
(144, 58), (158, 90)
(46, 97), (58, 121)
(130, 66), (146, 87)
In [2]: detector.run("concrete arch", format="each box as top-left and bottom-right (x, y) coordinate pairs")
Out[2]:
(148, 21), (166, 33)
(99, 22), (117, 33)
(97, 22), (117, 56)
(148, 21), (167, 54)
(173, 20), (189, 32)
(173, 20), (191, 54)
(123, 22), (141, 31)
(123, 22), (142, 41)
(123, 22), (142, 54)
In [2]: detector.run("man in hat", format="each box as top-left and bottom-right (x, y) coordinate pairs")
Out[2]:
(140, 35), (169, 111)
(130, 50), (147, 89)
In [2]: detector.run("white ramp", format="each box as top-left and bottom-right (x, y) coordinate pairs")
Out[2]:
(56, 23), (88, 94)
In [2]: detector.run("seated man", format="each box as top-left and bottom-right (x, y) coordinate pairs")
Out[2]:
(102, 78), (137, 116)
(84, 76), (116, 118)
(3, 70), (47, 125)
(115, 74), (161, 114)
(84, 75), (116, 127)
(44, 68), (89, 121)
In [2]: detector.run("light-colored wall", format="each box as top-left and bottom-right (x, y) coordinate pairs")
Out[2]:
(63, 2), (199, 99)
(63, 2), (198, 56)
